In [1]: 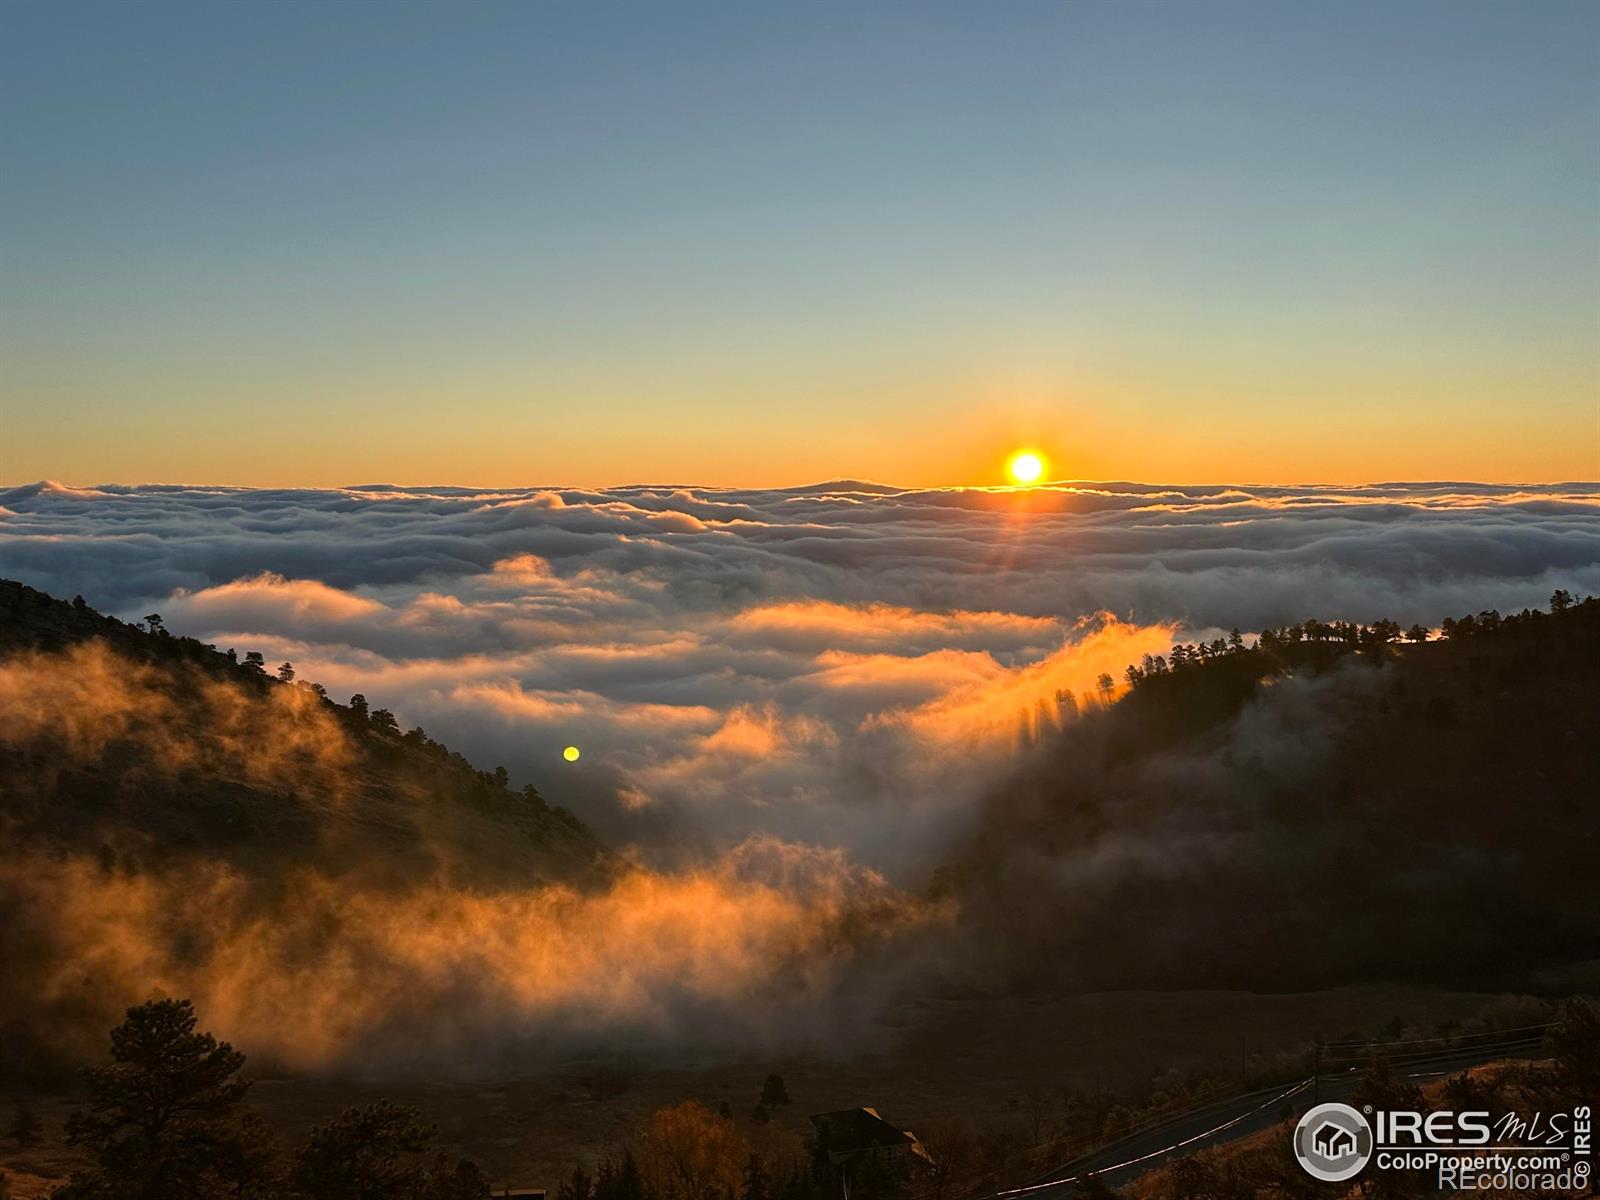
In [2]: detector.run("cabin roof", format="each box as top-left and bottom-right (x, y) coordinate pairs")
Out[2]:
(810, 1107), (921, 1156)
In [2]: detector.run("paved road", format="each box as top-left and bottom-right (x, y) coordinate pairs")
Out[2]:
(994, 1036), (1548, 1198)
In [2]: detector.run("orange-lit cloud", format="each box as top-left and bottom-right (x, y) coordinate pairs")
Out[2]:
(2, 478), (1595, 863)
(2, 838), (948, 1070)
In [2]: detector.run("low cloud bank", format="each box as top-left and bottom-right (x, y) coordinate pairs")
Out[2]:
(0, 639), (945, 1074)
(1, 479), (1595, 865)
(2, 840), (946, 1074)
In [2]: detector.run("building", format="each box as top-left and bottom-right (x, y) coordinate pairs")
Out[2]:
(810, 1106), (934, 1169)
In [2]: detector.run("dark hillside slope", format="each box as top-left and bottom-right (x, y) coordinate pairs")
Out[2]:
(0, 580), (618, 1077)
(0, 578), (605, 886)
(942, 598), (1600, 992)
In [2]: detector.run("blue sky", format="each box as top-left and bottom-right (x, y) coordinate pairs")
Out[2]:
(4, 0), (1597, 485)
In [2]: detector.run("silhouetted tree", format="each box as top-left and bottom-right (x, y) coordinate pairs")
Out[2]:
(1349, 1059), (1426, 1200)
(759, 1074), (790, 1109)
(1021, 1092), (1049, 1147)
(1096, 673), (1115, 699)
(558, 1164), (594, 1200)
(776, 1164), (817, 1200)
(7, 1102), (41, 1147)
(348, 694), (369, 718)
(369, 708), (400, 735)
(277, 662), (296, 684)
(1166, 1155), (1211, 1200)
(1545, 997), (1600, 1102)
(415, 1157), (493, 1200)
(59, 998), (268, 1200)
(596, 1155), (648, 1200)
(143, 614), (165, 636)
(846, 1149), (911, 1200)
(291, 1100), (486, 1200)
(1551, 588), (1573, 613)
(242, 651), (266, 675)
(917, 1120), (973, 1200)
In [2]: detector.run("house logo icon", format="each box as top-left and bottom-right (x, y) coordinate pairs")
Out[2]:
(1293, 1103), (1373, 1181)
(1314, 1122), (1355, 1157)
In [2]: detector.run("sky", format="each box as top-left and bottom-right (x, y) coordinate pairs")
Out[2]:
(2, 0), (1598, 488)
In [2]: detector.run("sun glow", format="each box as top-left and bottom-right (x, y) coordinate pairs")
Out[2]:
(1005, 450), (1047, 486)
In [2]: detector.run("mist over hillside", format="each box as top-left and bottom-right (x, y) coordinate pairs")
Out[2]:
(942, 598), (1600, 993)
(0, 580), (604, 885)
(2, 578), (1596, 1089)
(0, 582), (938, 1080)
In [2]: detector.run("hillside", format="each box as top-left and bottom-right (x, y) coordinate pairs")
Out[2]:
(941, 596), (1600, 993)
(0, 579), (613, 1079)
(0, 578), (605, 884)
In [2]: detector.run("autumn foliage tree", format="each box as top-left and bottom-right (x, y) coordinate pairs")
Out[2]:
(644, 1101), (749, 1200)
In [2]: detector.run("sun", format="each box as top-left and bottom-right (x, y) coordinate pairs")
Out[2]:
(1005, 449), (1047, 486)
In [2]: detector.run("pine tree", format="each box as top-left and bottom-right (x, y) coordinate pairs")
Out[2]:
(58, 999), (267, 1199)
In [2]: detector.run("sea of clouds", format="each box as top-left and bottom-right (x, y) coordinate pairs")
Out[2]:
(3, 478), (1597, 872)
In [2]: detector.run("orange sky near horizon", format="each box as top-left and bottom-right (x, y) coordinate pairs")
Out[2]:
(11, 379), (1595, 491)
(5, 4), (1597, 492)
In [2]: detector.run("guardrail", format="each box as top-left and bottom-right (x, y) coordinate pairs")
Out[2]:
(914, 1021), (1558, 1200)
(994, 1077), (1314, 1197)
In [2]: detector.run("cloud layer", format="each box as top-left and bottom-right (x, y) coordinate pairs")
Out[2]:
(3, 478), (1596, 865)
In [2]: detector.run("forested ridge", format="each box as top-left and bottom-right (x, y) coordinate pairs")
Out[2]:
(946, 592), (1600, 992)
(0, 578), (602, 884)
